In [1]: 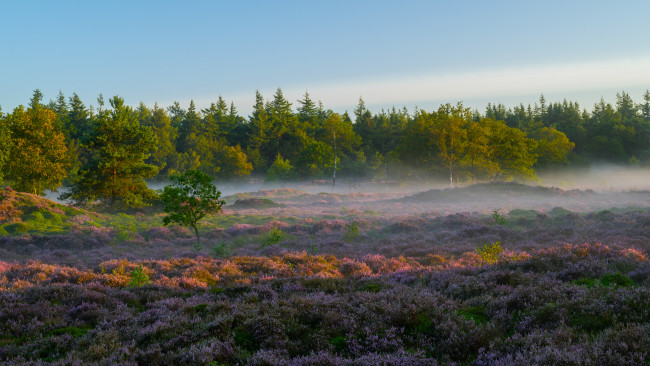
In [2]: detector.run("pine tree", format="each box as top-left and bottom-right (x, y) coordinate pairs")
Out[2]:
(0, 108), (11, 184)
(63, 96), (159, 208)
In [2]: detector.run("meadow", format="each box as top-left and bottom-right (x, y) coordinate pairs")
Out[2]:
(0, 182), (649, 365)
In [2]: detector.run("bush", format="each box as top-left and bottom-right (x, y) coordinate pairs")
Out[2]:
(262, 227), (284, 247)
(343, 222), (360, 242)
(476, 241), (504, 264)
(128, 265), (150, 287)
(600, 272), (636, 288)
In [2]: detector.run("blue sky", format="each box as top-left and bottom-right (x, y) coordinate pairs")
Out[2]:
(2, 0), (650, 115)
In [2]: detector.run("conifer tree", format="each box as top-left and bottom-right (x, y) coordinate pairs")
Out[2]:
(63, 96), (159, 208)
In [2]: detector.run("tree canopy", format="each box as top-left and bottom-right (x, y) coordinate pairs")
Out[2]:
(4, 88), (650, 206)
(159, 170), (225, 243)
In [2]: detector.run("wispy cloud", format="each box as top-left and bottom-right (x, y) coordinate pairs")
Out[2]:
(188, 56), (650, 114)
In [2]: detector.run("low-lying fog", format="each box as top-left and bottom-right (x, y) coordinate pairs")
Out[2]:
(44, 165), (650, 216)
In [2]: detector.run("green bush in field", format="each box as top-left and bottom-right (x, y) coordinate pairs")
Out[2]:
(128, 265), (150, 288)
(491, 209), (507, 226)
(344, 222), (360, 242)
(263, 227), (284, 247)
(476, 241), (504, 264)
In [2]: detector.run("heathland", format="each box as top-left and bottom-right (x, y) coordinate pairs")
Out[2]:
(0, 182), (648, 365)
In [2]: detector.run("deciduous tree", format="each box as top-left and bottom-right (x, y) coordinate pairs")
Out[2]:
(159, 170), (225, 244)
(6, 101), (69, 194)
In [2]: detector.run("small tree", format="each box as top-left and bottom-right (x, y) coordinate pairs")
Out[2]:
(159, 170), (225, 244)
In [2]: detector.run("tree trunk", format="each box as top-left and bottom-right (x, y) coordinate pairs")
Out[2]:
(192, 224), (200, 244)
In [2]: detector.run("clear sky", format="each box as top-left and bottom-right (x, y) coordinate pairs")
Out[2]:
(2, 0), (650, 116)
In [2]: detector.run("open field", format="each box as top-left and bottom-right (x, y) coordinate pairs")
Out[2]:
(1, 183), (649, 365)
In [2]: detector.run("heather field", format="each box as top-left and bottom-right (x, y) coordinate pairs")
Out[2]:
(1, 183), (649, 365)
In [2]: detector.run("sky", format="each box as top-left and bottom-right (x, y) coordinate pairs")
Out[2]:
(2, 0), (650, 116)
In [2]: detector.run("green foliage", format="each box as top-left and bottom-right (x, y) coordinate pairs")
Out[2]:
(113, 222), (137, 242)
(4, 222), (31, 235)
(63, 96), (159, 208)
(5, 103), (69, 194)
(266, 154), (294, 181)
(263, 227), (284, 247)
(329, 335), (348, 353)
(600, 272), (636, 288)
(476, 241), (504, 264)
(529, 127), (575, 168)
(343, 222), (360, 242)
(128, 265), (150, 287)
(491, 210), (507, 226)
(47, 326), (92, 339)
(7, 89), (650, 186)
(457, 306), (488, 324)
(295, 140), (334, 177)
(0, 113), (11, 185)
(357, 283), (382, 293)
(159, 169), (225, 244)
(572, 277), (598, 287)
(212, 241), (230, 258)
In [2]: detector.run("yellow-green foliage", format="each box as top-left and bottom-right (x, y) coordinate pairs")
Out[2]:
(476, 241), (504, 264)
(0, 187), (102, 236)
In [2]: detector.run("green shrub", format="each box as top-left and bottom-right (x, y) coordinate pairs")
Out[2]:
(600, 272), (636, 288)
(263, 227), (283, 247)
(491, 209), (507, 226)
(343, 222), (360, 242)
(572, 277), (597, 287)
(128, 265), (150, 287)
(329, 335), (347, 353)
(212, 241), (230, 258)
(457, 306), (488, 324)
(476, 241), (503, 264)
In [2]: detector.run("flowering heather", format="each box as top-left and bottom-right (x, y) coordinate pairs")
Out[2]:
(0, 244), (648, 364)
(1, 183), (650, 364)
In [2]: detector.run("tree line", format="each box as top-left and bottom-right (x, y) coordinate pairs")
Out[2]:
(1, 88), (649, 207)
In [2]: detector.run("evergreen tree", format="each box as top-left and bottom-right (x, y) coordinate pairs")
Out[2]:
(0, 107), (11, 184)
(616, 91), (637, 121)
(641, 90), (650, 120)
(139, 103), (180, 178)
(63, 96), (159, 208)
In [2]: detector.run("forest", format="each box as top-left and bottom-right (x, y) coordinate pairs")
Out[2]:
(1, 88), (649, 208)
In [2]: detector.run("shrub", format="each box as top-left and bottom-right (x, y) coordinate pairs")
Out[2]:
(491, 209), (507, 226)
(128, 265), (150, 287)
(343, 222), (360, 242)
(263, 227), (283, 247)
(476, 241), (504, 264)
(212, 241), (230, 258)
(600, 272), (636, 288)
